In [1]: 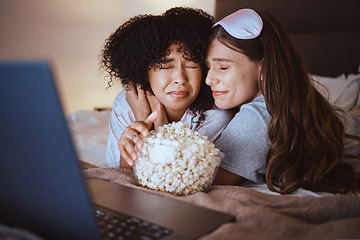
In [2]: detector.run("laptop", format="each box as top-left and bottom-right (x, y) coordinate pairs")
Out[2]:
(0, 61), (234, 240)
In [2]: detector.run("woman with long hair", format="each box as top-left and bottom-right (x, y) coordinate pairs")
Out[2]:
(207, 9), (360, 194)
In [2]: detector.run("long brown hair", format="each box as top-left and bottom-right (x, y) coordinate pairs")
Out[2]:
(210, 11), (359, 194)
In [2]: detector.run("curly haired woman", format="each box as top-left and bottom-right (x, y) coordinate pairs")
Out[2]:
(101, 7), (234, 168)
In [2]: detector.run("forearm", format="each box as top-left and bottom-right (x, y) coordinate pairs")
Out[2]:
(212, 168), (244, 185)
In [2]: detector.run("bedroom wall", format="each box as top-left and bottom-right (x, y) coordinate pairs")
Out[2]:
(0, 0), (215, 114)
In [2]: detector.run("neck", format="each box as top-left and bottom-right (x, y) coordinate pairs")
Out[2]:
(165, 108), (187, 122)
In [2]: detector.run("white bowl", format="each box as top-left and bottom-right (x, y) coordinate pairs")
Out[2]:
(133, 122), (223, 196)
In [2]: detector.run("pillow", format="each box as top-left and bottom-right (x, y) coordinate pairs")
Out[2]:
(312, 73), (360, 111)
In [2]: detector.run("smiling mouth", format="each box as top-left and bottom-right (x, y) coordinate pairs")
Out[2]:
(212, 90), (227, 97)
(168, 91), (189, 99)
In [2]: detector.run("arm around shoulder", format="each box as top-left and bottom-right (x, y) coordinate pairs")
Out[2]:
(105, 90), (136, 167)
(196, 108), (236, 143)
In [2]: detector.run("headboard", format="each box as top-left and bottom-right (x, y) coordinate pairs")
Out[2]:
(215, 0), (360, 77)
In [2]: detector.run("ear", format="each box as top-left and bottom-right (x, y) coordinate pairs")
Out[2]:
(259, 58), (264, 69)
(258, 58), (264, 81)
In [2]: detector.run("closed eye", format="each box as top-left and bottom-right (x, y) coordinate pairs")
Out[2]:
(185, 59), (200, 69)
(159, 57), (174, 70)
(186, 65), (199, 69)
(160, 64), (174, 70)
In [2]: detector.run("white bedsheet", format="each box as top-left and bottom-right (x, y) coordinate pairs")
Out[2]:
(67, 110), (110, 168)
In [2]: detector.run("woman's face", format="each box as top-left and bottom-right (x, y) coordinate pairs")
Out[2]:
(206, 38), (262, 109)
(148, 44), (202, 119)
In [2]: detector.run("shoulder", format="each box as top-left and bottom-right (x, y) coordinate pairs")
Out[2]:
(181, 108), (234, 143)
(219, 95), (270, 141)
(236, 95), (270, 126)
(112, 89), (130, 112)
(109, 89), (135, 128)
(113, 89), (127, 104)
(203, 107), (235, 123)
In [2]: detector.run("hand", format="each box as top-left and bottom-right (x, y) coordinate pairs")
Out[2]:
(146, 93), (168, 129)
(125, 84), (151, 121)
(118, 111), (159, 167)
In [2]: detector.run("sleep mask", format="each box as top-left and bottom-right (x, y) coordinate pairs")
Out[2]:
(213, 9), (263, 39)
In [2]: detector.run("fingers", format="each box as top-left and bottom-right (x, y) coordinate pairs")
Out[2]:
(119, 143), (134, 166)
(118, 111), (159, 167)
(125, 84), (137, 98)
(119, 136), (139, 165)
(125, 84), (146, 100)
(118, 129), (142, 166)
(145, 111), (158, 123)
(125, 84), (151, 121)
(146, 93), (160, 111)
(118, 119), (153, 165)
(143, 111), (159, 134)
(136, 84), (147, 100)
(146, 95), (168, 129)
(132, 120), (153, 137)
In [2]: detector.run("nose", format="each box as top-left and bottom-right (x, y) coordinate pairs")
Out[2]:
(173, 66), (187, 85)
(205, 68), (219, 86)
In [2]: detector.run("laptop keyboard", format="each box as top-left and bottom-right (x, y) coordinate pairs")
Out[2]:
(93, 205), (172, 240)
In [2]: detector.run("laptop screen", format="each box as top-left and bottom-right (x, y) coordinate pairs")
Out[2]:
(0, 61), (101, 240)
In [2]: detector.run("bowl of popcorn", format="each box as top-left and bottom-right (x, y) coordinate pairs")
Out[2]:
(133, 122), (223, 196)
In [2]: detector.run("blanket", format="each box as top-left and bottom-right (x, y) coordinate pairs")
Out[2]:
(83, 167), (360, 240)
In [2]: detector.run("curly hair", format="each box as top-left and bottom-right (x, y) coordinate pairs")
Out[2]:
(100, 7), (215, 115)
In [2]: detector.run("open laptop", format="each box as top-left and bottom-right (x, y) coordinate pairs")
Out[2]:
(0, 61), (234, 240)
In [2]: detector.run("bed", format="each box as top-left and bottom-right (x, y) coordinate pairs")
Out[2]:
(67, 0), (360, 239)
